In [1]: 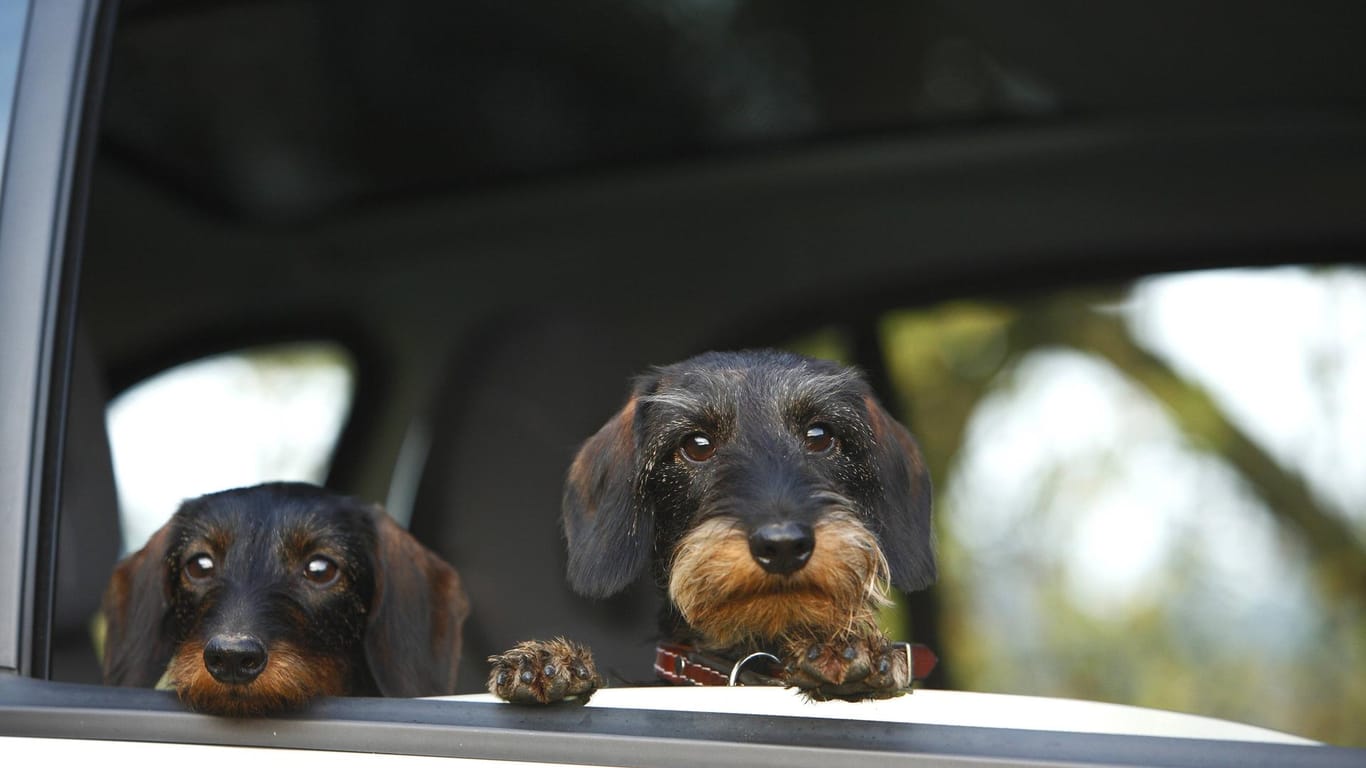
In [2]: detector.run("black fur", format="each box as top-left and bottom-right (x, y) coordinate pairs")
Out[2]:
(101, 482), (467, 712)
(562, 349), (936, 615)
(495, 349), (936, 704)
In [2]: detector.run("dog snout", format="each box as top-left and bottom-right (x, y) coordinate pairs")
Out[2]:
(203, 634), (268, 685)
(748, 521), (815, 575)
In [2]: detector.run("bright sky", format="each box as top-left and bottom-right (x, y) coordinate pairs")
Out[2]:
(947, 265), (1363, 647)
(107, 344), (353, 552)
(1130, 267), (1366, 518)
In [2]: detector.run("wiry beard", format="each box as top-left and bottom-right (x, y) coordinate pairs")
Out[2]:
(667, 505), (890, 650)
(166, 638), (350, 717)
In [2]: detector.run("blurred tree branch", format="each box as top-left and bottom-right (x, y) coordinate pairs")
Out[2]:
(876, 281), (1366, 744)
(1015, 295), (1366, 601)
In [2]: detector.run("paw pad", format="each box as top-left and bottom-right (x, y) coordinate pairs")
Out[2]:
(783, 630), (910, 701)
(488, 638), (602, 705)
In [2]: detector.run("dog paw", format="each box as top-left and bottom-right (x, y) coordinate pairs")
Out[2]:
(487, 638), (602, 705)
(783, 630), (910, 701)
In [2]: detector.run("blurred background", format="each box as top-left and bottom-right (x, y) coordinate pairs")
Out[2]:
(56, 0), (1366, 748)
(809, 265), (1366, 744)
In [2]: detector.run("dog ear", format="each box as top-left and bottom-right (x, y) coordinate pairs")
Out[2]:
(862, 394), (937, 592)
(562, 394), (652, 598)
(100, 522), (177, 687)
(364, 508), (469, 697)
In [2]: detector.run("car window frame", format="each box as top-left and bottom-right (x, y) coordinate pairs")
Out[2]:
(0, 0), (32, 676)
(0, 0), (108, 678)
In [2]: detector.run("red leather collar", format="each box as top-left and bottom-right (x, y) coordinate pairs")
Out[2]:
(655, 641), (938, 687)
(654, 643), (738, 686)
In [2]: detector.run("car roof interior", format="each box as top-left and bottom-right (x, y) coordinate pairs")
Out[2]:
(52, 0), (1366, 692)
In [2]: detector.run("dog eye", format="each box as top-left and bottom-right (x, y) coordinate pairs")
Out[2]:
(184, 553), (215, 581)
(803, 424), (835, 453)
(303, 556), (340, 586)
(680, 432), (717, 462)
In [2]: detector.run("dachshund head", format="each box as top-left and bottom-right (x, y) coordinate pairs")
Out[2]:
(100, 482), (468, 716)
(562, 349), (934, 647)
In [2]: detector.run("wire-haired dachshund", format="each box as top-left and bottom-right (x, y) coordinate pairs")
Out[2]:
(100, 482), (468, 716)
(490, 349), (935, 703)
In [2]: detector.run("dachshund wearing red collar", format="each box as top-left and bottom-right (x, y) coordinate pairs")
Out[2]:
(490, 350), (934, 703)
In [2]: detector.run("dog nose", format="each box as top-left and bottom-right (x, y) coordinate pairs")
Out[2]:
(203, 634), (268, 685)
(748, 522), (815, 575)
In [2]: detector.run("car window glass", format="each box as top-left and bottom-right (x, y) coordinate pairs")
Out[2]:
(106, 342), (355, 554)
(0, 0), (30, 181)
(850, 264), (1366, 745)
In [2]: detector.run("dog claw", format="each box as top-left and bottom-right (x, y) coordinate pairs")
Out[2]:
(488, 638), (602, 705)
(784, 630), (910, 701)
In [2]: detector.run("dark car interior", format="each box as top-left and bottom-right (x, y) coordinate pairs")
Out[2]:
(41, 0), (1366, 747)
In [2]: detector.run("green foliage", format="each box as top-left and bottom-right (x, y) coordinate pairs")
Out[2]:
(791, 270), (1366, 746)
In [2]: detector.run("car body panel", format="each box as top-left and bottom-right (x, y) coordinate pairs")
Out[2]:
(442, 687), (1319, 745)
(1, 678), (1349, 768)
